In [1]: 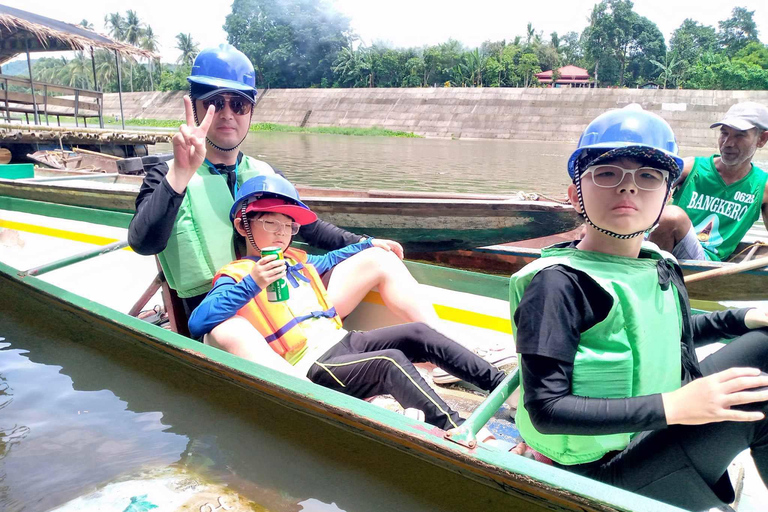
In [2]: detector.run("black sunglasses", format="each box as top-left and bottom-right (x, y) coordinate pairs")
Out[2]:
(202, 95), (253, 116)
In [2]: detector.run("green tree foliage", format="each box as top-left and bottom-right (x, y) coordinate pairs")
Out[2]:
(718, 7), (760, 57)
(734, 42), (768, 69)
(159, 64), (192, 92)
(22, 1), (768, 94)
(225, 0), (351, 88)
(669, 19), (718, 86)
(582, 0), (665, 87)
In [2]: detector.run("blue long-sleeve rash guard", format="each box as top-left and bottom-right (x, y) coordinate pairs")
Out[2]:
(188, 239), (375, 338)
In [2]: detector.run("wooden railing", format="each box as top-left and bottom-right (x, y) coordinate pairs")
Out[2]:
(0, 74), (103, 128)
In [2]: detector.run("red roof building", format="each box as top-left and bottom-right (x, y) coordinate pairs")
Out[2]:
(535, 65), (595, 88)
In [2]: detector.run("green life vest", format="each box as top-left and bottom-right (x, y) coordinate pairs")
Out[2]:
(509, 243), (683, 465)
(157, 155), (276, 298)
(672, 155), (767, 261)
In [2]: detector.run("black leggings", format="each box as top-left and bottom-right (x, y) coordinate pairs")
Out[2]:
(306, 323), (506, 430)
(563, 328), (768, 511)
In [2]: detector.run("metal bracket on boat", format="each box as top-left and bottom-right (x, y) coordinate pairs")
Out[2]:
(444, 369), (519, 449)
(18, 240), (129, 278)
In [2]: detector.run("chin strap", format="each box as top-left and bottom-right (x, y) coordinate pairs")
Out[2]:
(191, 94), (252, 152)
(574, 170), (670, 240)
(241, 202), (259, 252)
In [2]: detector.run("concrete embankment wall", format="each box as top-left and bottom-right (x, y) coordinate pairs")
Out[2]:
(103, 88), (768, 148)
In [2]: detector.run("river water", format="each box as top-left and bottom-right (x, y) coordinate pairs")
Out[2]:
(0, 289), (531, 512)
(155, 133), (768, 196)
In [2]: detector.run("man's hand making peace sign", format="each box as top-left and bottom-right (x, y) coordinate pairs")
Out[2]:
(166, 96), (215, 194)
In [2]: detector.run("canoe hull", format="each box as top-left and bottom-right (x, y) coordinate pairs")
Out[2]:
(0, 175), (583, 251)
(0, 256), (678, 512)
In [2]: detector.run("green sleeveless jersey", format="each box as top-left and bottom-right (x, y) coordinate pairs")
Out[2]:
(672, 156), (767, 261)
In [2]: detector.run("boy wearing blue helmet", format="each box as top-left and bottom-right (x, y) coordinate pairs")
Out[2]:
(509, 105), (768, 510)
(128, 44), (405, 324)
(188, 174), (507, 431)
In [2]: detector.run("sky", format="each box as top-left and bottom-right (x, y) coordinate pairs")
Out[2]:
(2, 0), (767, 64)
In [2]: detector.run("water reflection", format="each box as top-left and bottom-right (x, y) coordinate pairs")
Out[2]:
(0, 290), (546, 512)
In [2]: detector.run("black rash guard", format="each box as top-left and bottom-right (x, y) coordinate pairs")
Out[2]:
(514, 263), (753, 436)
(127, 152), (362, 256)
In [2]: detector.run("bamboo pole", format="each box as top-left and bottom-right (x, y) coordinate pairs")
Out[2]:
(0, 121), (173, 137)
(444, 369), (519, 448)
(684, 255), (768, 284)
(73, 147), (124, 159)
(114, 50), (125, 130)
(25, 39), (39, 125)
(18, 240), (129, 278)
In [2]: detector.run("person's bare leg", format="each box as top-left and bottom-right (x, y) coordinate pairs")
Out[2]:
(326, 247), (439, 323)
(648, 205), (693, 252)
(205, 316), (306, 378)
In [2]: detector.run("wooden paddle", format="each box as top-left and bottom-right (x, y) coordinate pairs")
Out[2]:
(684, 255), (768, 284)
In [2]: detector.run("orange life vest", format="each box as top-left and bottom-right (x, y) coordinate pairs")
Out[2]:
(214, 248), (343, 365)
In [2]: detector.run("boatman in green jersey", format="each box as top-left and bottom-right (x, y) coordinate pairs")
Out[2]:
(649, 101), (768, 261)
(510, 104), (768, 510)
(128, 44), (407, 323)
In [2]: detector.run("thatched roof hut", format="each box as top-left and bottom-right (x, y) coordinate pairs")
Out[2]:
(0, 4), (156, 66)
(0, 4), (159, 128)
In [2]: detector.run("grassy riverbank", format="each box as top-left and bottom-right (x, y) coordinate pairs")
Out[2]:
(96, 117), (420, 137)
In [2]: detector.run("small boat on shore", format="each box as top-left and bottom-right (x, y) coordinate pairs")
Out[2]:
(0, 166), (583, 251)
(27, 148), (123, 173)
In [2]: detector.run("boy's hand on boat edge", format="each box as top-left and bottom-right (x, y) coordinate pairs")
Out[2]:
(167, 96), (216, 194)
(370, 238), (404, 259)
(662, 367), (768, 425)
(744, 307), (768, 329)
(250, 255), (287, 291)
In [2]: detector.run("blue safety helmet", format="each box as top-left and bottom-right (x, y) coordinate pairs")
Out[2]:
(188, 44), (257, 101)
(567, 104), (684, 181)
(230, 175), (316, 225)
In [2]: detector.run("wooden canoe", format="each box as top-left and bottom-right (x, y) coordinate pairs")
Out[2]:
(0, 167), (583, 252)
(0, 195), (691, 512)
(27, 148), (123, 173)
(410, 227), (768, 303)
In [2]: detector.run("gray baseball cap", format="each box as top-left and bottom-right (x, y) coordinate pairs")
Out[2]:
(711, 102), (768, 131)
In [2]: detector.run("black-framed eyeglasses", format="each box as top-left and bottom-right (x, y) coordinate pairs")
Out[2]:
(256, 218), (301, 235)
(583, 165), (670, 191)
(202, 95), (253, 116)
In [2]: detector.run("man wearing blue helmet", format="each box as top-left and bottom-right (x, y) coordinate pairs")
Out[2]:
(508, 105), (768, 510)
(128, 44), (403, 322)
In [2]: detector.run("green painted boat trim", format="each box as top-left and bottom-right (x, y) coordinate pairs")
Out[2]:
(304, 243), (511, 300)
(0, 259), (684, 512)
(0, 195), (133, 229)
(405, 260), (510, 300)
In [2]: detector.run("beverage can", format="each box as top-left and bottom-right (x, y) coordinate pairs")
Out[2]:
(261, 246), (290, 302)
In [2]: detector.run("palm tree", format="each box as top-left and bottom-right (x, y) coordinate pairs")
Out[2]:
(463, 49), (486, 87)
(526, 23), (535, 45)
(63, 51), (93, 89)
(142, 25), (159, 91)
(650, 54), (682, 89)
(104, 13), (125, 41)
(121, 10), (144, 92)
(79, 19), (94, 31)
(94, 49), (117, 91)
(176, 33), (199, 67)
(332, 47), (362, 87)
